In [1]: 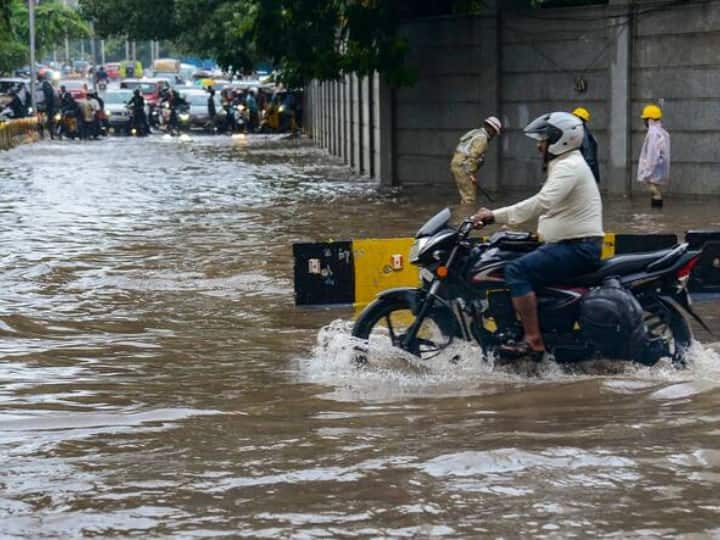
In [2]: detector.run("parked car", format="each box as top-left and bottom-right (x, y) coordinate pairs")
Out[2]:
(59, 79), (89, 100)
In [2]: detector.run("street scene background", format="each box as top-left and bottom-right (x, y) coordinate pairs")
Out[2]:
(1, 135), (720, 537)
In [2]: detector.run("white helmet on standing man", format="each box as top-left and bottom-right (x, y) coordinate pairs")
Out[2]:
(523, 112), (584, 156)
(484, 115), (502, 135)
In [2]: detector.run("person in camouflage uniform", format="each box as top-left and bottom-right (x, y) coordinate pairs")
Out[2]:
(451, 116), (502, 204)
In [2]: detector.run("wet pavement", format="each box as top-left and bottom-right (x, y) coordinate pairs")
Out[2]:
(1, 134), (719, 538)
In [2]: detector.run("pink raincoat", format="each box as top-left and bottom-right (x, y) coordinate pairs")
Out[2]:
(637, 119), (670, 185)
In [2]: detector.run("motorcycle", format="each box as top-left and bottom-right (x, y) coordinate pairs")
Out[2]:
(159, 101), (190, 136)
(54, 109), (79, 139)
(352, 209), (709, 367)
(127, 106), (149, 137)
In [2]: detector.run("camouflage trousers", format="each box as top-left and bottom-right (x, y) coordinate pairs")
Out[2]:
(451, 153), (477, 205)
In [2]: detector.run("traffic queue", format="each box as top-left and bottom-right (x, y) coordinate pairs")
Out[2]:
(0, 63), (303, 141)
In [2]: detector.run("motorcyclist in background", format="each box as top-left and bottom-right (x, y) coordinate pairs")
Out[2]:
(471, 112), (604, 358)
(127, 88), (149, 135)
(40, 74), (57, 138)
(167, 89), (188, 134)
(7, 89), (26, 118)
(95, 65), (109, 88)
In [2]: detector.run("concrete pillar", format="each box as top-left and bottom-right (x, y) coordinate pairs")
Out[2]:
(341, 76), (348, 164)
(350, 75), (358, 171)
(607, 1), (633, 195)
(324, 82), (330, 150)
(375, 74), (395, 186)
(361, 75), (372, 176)
(330, 82), (337, 155)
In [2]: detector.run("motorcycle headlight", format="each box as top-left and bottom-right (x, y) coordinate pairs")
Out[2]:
(409, 238), (430, 264)
(54, 113), (61, 121)
(179, 113), (190, 122)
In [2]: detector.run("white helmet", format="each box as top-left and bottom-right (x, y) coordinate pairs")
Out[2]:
(484, 115), (502, 134)
(524, 112), (584, 156)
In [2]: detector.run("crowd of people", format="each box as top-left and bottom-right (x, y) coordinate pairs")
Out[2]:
(1, 69), (303, 140)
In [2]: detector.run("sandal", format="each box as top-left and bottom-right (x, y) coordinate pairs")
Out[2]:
(497, 341), (545, 361)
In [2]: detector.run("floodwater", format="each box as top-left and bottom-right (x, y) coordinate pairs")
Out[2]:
(1, 134), (719, 538)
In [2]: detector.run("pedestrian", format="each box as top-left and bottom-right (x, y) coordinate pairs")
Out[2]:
(572, 107), (600, 183)
(450, 116), (502, 205)
(637, 104), (670, 208)
(207, 86), (217, 129)
(40, 75), (56, 139)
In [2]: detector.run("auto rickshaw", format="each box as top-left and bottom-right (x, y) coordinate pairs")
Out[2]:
(119, 61), (144, 79)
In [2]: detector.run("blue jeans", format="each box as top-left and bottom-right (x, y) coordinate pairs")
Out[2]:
(505, 238), (602, 297)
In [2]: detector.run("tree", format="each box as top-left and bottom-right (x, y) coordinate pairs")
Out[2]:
(0, 0), (91, 73)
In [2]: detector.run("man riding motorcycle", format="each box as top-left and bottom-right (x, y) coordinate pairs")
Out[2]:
(127, 88), (149, 135)
(166, 89), (188, 134)
(471, 112), (603, 358)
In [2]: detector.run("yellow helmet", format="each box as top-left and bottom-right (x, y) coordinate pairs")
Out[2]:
(641, 104), (662, 120)
(572, 107), (591, 122)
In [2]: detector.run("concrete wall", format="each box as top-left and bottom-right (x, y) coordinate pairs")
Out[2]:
(393, 16), (500, 190)
(499, 6), (610, 190)
(630, 1), (720, 196)
(306, 1), (720, 196)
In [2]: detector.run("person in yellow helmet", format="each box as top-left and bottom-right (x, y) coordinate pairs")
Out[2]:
(572, 107), (599, 183)
(450, 116), (502, 205)
(638, 104), (670, 208)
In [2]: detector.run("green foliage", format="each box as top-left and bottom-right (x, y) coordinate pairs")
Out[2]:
(80, 0), (415, 87)
(80, 0), (178, 40)
(0, 0), (91, 73)
(12, 0), (92, 54)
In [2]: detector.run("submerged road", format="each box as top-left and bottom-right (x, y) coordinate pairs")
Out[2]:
(1, 134), (719, 537)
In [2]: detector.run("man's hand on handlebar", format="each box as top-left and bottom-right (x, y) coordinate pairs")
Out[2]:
(471, 208), (495, 228)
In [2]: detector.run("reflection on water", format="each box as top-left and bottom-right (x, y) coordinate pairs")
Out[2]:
(0, 135), (719, 537)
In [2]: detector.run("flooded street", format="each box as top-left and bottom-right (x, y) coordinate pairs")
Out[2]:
(1, 135), (720, 538)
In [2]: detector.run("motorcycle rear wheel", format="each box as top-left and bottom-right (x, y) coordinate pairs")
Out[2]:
(351, 297), (460, 362)
(643, 303), (692, 366)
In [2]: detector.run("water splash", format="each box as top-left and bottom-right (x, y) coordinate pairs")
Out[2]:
(299, 320), (720, 401)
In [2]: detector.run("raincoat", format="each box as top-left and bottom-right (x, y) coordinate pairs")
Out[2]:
(451, 128), (490, 204)
(637, 119), (670, 185)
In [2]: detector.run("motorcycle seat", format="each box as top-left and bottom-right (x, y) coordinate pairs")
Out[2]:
(566, 248), (675, 286)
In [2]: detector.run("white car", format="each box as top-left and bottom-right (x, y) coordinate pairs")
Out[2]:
(104, 89), (148, 133)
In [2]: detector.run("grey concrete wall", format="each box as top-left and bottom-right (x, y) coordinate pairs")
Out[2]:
(500, 6), (611, 190)
(630, 1), (720, 196)
(306, 1), (720, 196)
(393, 16), (500, 190)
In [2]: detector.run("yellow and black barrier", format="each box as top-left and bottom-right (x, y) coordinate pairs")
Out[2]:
(294, 231), (720, 308)
(0, 116), (41, 150)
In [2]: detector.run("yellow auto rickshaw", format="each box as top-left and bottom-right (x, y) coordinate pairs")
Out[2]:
(119, 61), (144, 79)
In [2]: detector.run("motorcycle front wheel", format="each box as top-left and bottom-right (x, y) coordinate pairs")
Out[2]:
(351, 296), (461, 361)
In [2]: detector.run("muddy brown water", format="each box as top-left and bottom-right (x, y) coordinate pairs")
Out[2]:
(1, 135), (719, 538)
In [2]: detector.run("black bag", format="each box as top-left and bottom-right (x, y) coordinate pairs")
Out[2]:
(579, 278), (646, 359)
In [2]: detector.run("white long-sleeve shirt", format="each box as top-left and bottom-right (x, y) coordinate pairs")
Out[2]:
(493, 150), (603, 243)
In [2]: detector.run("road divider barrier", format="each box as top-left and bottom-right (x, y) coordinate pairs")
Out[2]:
(0, 117), (41, 150)
(294, 232), (720, 307)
